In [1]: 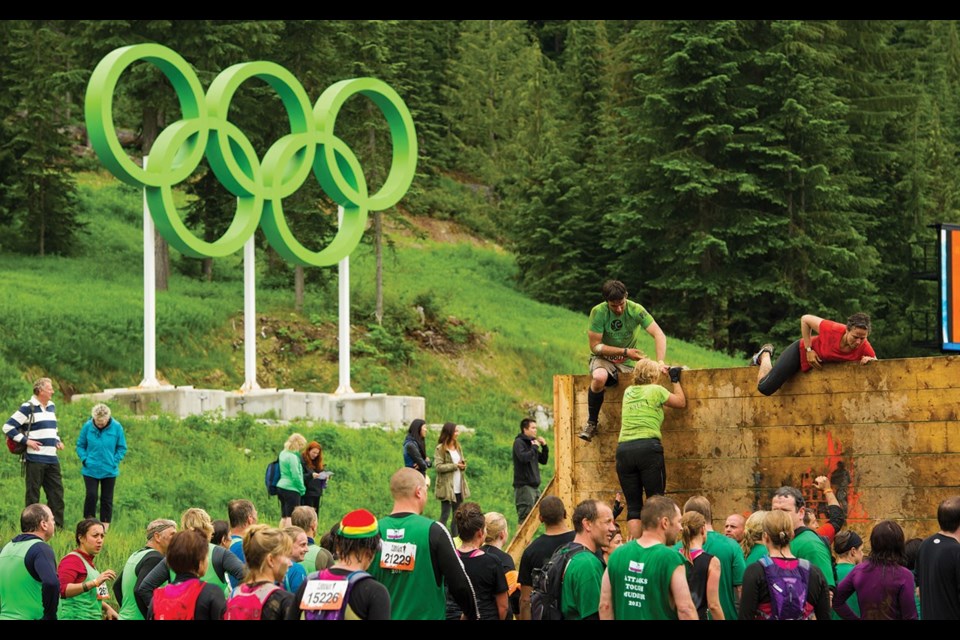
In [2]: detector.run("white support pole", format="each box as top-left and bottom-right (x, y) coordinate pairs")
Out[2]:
(241, 236), (260, 392)
(335, 205), (354, 394)
(139, 155), (160, 388)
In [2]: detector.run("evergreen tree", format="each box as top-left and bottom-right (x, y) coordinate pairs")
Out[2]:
(511, 20), (617, 310)
(3, 20), (84, 256)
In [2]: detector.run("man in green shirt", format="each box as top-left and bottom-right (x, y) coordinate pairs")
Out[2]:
(600, 495), (697, 620)
(367, 467), (478, 620)
(681, 496), (746, 619)
(116, 517), (176, 620)
(292, 506), (331, 573)
(0, 504), (59, 620)
(771, 485), (837, 590)
(560, 499), (618, 620)
(582, 280), (667, 442)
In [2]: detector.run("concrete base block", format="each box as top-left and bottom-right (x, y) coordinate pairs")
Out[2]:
(72, 387), (425, 428)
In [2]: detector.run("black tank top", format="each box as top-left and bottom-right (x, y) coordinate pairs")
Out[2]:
(685, 550), (714, 620)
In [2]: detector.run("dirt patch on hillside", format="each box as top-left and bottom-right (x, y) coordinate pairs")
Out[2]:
(386, 212), (503, 251)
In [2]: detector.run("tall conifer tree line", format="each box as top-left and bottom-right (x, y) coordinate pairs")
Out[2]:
(0, 19), (956, 357)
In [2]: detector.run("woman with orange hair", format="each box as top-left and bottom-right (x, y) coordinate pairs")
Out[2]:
(301, 440), (329, 513)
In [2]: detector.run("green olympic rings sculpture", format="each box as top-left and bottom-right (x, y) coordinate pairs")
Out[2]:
(84, 43), (417, 266)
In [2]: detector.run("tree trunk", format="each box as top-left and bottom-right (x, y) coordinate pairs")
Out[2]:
(295, 265), (305, 312)
(142, 103), (169, 291)
(38, 188), (45, 258)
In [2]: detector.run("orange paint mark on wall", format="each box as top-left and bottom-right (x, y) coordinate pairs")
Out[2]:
(803, 432), (870, 524)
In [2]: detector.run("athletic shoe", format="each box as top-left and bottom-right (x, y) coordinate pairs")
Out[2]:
(750, 344), (775, 366)
(578, 420), (598, 442)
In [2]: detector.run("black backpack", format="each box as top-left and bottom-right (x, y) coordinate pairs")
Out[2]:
(265, 458), (281, 496)
(529, 542), (586, 621)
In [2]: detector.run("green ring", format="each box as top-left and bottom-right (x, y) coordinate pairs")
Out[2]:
(84, 45), (417, 266)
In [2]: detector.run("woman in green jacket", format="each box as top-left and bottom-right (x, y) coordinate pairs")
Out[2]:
(434, 422), (470, 538)
(278, 433), (307, 528)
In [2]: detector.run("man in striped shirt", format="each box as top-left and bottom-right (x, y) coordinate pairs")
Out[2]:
(4, 378), (65, 530)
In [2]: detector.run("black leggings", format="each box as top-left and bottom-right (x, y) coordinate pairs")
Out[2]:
(615, 438), (666, 520)
(758, 339), (803, 396)
(439, 494), (464, 538)
(82, 475), (116, 523)
(277, 488), (301, 518)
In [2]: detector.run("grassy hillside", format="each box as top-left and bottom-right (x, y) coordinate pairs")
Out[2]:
(0, 172), (742, 604)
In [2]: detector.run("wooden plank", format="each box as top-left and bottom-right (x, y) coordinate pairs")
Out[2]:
(666, 396), (746, 430)
(554, 375), (576, 512)
(505, 476), (558, 567)
(808, 422), (950, 456)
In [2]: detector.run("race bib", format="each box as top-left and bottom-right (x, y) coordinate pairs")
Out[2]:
(379, 541), (417, 571)
(96, 582), (110, 600)
(300, 579), (348, 611)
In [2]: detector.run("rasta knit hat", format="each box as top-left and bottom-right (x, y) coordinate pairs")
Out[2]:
(339, 509), (379, 539)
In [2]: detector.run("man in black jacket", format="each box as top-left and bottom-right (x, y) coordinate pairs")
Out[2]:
(513, 418), (549, 524)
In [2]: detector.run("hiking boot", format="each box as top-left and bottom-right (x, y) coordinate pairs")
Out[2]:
(750, 344), (775, 366)
(578, 420), (599, 442)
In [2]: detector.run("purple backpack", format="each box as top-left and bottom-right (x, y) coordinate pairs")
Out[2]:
(302, 569), (371, 620)
(758, 556), (814, 620)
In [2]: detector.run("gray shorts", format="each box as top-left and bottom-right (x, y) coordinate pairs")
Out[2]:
(589, 356), (634, 387)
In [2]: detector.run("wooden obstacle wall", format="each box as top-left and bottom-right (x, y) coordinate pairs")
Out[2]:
(542, 356), (960, 549)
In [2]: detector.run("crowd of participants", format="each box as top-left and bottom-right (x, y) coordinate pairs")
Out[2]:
(4, 467), (960, 620)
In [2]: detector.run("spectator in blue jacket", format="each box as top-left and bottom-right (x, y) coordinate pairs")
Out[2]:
(75, 404), (127, 532)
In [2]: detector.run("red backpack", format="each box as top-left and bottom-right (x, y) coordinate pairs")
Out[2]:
(225, 582), (282, 620)
(152, 579), (205, 620)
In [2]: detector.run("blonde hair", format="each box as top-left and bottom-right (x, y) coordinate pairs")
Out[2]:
(242, 524), (293, 581)
(741, 510), (766, 558)
(283, 525), (306, 543)
(680, 511), (706, 561)
(285, 432), (307, 452)
(91, 403), (112, 422)
(631, 359), (662, 385)
(180, 507), (214, 541)
(484, 512), (507, 545)
(762, 510), (794, 550)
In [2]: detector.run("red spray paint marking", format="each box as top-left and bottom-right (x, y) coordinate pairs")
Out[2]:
(802, 431), (870, 524)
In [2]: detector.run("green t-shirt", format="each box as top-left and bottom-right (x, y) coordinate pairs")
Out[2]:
(673, 530), (745, 620)
(606, 541), (685, 620)
(831, 561), (860, 620)
(560, 548), (604, 620)
(117, 547), (153, 620)
(704, 531), (745, 620)
(301, 543), (321, 575)
(57, 552), (102, 620)
(620, 384), (670, 442)
(587, 300), (654, 361)
(790, 529), (836, 588)
(0, 538), (44, 620)
(745, 543), (768, 566)
(367, 513), (445, 620)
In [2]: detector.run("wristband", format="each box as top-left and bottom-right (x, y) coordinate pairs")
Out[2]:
(622, 347), (627, 357)
(83, 581), (90, 592)
(823, 488), (833, 494)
